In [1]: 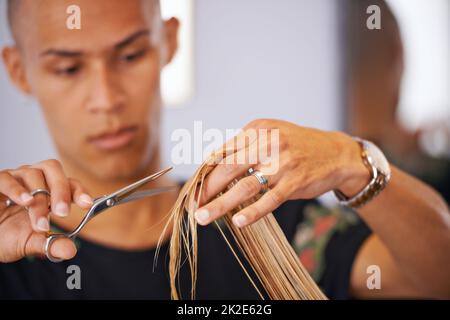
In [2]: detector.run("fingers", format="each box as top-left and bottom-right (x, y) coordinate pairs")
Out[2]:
(0, 171), (34, 207)
(4, 160), (93, 233)
(199, 143), (260, 206)
(231, 184), (288, 228)
(199, 127), (265, 204)
(195, 175), (265, 226)
(194, 120), (288, 227)
(70, 179), (93, 209)
(212, 128), (258, 161)
(33, 160), (72, 218)
(195, 176), (288, 228)
(196, 129), (285, 227)
(25, 233), (77, 261)
(10, 167), (51, 232)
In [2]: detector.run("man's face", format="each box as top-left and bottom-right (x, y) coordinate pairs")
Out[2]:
(4, 0), (177, 181)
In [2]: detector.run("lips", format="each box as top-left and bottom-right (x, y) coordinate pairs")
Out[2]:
(89, 126), (138, 151)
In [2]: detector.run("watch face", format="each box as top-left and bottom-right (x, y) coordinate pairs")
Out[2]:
(364, 141), (391, 177)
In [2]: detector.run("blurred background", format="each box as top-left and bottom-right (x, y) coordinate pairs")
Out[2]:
(0, 0), (449, 201)
(346, 0), (450, 202)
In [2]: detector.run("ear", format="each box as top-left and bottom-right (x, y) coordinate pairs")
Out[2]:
(162, 17), (179, 66)
(2, 46), (32, 95)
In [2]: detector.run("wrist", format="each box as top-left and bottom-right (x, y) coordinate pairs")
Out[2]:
(336, 134), (371, 198)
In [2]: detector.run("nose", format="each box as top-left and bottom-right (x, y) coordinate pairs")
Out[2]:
(85, 62), (125, 114)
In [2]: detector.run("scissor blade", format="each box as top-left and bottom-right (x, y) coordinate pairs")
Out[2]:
(110, 167), (173, 200)
(115, 186), (178, 206)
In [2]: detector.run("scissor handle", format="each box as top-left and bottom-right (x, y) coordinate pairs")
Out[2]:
(44, 198), (115, 262)
(44, 233), (73, 263)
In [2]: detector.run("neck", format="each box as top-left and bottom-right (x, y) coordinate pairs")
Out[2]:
(51, 151), (178, 251)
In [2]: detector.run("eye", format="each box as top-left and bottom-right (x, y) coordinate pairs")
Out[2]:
(120, 49), (147, 63)
(55, 65), (81, 76)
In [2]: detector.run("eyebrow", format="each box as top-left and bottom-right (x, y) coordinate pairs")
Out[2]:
(40, 49), (82, 57)
(114, 29), (151, 49)
(39, 29), (151, 57)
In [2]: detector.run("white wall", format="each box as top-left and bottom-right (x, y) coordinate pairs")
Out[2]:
(387, 0), (450, 131)
(0, 0), (343, 179)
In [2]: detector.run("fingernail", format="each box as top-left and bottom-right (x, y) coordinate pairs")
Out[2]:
(37, 217), (50, 232)
(233, 214), (248, 228)
(195, 209), (210, 225)
(20, 193), (33, 204)
(54, 202), (69, 217)
(79, 194), (93, 205)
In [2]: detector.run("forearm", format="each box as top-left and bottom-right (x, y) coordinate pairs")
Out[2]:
(356, 165), (450, 297)
(195, 122), (450, 297)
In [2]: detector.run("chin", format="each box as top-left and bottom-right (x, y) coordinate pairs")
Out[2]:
(110, 161), (148, 181)
(84, 151), (148, 182)
(74, 134), (156, 181)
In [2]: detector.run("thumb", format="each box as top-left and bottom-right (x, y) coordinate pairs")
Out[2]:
(25, 233), (77, 261)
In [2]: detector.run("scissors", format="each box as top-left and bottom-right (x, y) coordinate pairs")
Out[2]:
(4, 167), (176, 262)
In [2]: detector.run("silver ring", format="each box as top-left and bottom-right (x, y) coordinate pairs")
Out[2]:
(5, 188), (50, 207)
(5, 199), (14, 208)
(31, 188), (51, 197)
(247, 168), (269, 194)
(44, 234), (67, 263)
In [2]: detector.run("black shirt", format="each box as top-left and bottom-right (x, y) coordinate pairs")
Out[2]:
(0, 199), (371, 300)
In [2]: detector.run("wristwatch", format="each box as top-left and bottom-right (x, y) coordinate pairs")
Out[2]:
(334, 137), (391, 208)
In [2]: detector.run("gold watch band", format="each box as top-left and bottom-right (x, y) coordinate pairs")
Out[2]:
(334, 172), (388, 208)
(333, 138), (391, 208)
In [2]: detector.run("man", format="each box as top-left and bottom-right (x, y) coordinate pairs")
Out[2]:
(0, 0), (449, 299)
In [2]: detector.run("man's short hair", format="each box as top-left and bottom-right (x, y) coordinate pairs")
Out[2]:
(6, 0), (160, 44)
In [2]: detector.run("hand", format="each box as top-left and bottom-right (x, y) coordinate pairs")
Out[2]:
(0, 159), (93, 263)
(194, 119), (371, 228)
